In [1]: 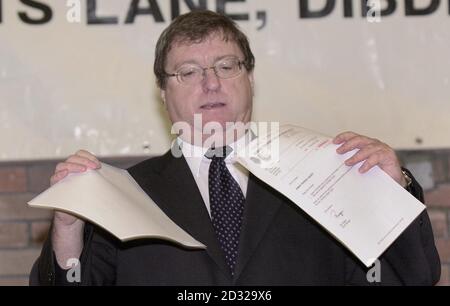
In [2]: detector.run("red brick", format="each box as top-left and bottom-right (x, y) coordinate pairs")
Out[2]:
(425, 184), (450, 208)
(428, 210), (448, 238)
(448, 154), (450, 176)
(0, 277), (29, 286)
(436, 238), (450, 264)
(0, 222), (28, 248)
(432, 157), (448, 184)
(437, 264), (450, 286)
(0, 249), (41, 275)
(0, 193), (53, 221)
(0, 167), (27, 192)
(31, 221), (51, 246)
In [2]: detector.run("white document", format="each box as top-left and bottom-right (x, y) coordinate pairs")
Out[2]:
(237, 124), (425, 267)
(28, 163), (205, 249)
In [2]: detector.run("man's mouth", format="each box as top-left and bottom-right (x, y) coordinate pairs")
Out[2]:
(200, 102), (226, 110)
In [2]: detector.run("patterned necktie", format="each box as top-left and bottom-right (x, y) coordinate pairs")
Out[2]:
(206, 146), (245, 275)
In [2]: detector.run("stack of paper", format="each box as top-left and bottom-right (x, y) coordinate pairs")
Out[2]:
(236, 124), (425, 267)
(28, 163), (205, 249)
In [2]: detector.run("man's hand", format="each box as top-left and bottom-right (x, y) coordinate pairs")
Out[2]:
(51, 150), (101, 269)
(51, 150), (101, 226)
(51, 150), (101, 186)
(333, 132), (407, 188)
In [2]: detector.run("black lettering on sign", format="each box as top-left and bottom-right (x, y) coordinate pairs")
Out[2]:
(405, 0), (440, 16)
(299, 0), (335, 18)
(18, 0), (52, 25)
(1, 0), (448, 26)
(87, 0), (118, 25)
(171, 0), (207, 20)
(256, 10), (267, 30)
(217, 0), (249, 21)
(361, 0), (396, 17)
(125, 0), (164, 23)
(344, 0), (353, 17)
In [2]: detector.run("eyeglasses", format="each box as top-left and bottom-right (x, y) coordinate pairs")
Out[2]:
(165, 57), (246, 86)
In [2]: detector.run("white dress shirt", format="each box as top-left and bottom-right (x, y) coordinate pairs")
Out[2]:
(179, 136), (250, 217)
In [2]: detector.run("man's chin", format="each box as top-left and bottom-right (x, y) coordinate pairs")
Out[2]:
(194, 121), (249, 145)
(198, 117), (231, 130)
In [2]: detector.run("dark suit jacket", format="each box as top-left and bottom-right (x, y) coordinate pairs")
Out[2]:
(30, 150), (441, 285)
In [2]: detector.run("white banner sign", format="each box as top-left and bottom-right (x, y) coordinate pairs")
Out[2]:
(1, 0), (449, 161)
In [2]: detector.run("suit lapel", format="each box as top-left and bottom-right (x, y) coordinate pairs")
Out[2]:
(129, 151), (231, 279)
(233, 173), (283, 281)
(129, 151), (285, 281)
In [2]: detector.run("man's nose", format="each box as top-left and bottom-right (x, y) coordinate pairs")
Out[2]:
(202, 68), (221, 91)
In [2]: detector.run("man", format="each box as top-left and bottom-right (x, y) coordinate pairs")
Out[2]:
(30, 10), (440, 285)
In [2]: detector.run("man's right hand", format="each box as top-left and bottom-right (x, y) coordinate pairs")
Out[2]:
(51, 150), (101, 269)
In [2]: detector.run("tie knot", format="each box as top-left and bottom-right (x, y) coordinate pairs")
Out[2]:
(205, 146), (233, 160)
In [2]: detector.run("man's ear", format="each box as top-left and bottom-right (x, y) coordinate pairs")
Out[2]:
(248, 71), (255, 96)
(160, 90), (166, 106)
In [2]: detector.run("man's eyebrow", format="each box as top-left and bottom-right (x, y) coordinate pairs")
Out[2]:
(174, 60), (200, 69)
(213, 54), (240, 62)
(174, 54), (241, 69)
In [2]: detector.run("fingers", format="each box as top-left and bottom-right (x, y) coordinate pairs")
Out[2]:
(55, 161), (86, 173)
(51, 162), (88, 186)
(357, 151), (383, 173)
(343, 144), (382, 167)
(357, 149), (397, 174)
(333, 131), (358, 144)
(74, 150), (101, 167)
(50, 150), (101, 186)
(50, 169), (68, 186)
(65, 154), (100, 170)
(334, 131), (402, 181)
(335, 134), (379, 155)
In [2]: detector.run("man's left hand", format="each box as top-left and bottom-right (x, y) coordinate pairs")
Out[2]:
(333, 131), (407, 187)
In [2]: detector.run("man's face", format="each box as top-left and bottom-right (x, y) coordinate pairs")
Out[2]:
(161, 33), (254, 140)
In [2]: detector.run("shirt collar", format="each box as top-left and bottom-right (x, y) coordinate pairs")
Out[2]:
(178, 132), (251, 177)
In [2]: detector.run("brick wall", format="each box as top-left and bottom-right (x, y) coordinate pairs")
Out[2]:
(0, 151), (449, 286)
(0, 157), (147, 286)
(398, 150), (450, 286)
